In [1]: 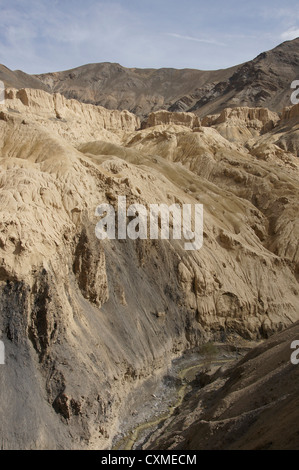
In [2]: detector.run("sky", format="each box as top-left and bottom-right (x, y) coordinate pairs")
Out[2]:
(0, 0), (299, 74)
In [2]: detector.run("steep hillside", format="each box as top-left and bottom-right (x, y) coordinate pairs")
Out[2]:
(0, 88), (298, 449)
(1, 39), (299, 119)
(144, 321), (299, 450)
(0, 65), (48, 91)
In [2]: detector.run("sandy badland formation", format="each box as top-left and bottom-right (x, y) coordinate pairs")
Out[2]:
(0, 39), (299, 450)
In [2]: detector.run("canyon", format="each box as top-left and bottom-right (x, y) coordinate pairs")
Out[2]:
(0, 38), (298, 450)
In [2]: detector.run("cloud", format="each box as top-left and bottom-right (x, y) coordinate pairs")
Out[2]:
(0, 0), (295, 73)
(0, 0), (137, 72)
(166, 33), (225, 46)
(280, 28), (299, 40)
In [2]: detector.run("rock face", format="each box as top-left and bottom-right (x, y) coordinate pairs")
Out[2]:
(142, 110), (201, 129)
(201, 106), (280, 143)
(38, 37), (298, 117)
(3, 87), (140, 143)
(281, 103), (299, 122)
(144, 321), (299, 450)
(203, 106), (279, 130)
(1, 39), (299, 119)
(0, 87), (298, 449)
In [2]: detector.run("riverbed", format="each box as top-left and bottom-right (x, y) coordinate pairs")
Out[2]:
(112, 347), (242, 450)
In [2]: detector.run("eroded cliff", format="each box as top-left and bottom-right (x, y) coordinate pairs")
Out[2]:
(0, 88), (298, 449)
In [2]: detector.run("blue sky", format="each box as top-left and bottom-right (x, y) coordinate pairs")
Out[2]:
(0, 0), (299, 73)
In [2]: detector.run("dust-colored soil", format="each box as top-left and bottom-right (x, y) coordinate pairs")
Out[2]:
(0, 75), (298, 449)
(144, 322), (299, 450)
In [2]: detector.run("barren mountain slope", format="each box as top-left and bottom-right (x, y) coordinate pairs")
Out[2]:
(144, 321), (299, 450)
(0, 64), (48, 91)
(36, 38), (299, 118)
(1, 39), (299, 119)
(0, 88), (298, 449)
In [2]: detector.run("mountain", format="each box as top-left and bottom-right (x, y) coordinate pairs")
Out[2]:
(33, 38), (299, 118)
(0, 86), (298, 449)
(0, 38), (299, 450)
(1, 39), (298, 119)
(0, 64), (48, 92)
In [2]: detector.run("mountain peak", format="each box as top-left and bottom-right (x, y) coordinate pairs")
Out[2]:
(1, 38), (299, 118)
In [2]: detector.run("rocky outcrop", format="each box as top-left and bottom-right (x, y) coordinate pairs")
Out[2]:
(3, 87), (140, 144)
(142, 110), (200, 129)
(253, 103), (299, 158)
(201, 106), (280, 143)
(210, 107), (278, 129)
(281, 103), (299, 122)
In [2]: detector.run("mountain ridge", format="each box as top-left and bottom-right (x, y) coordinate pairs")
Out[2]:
(1, 38), (299, 118)
(0, 39), (299, 450)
